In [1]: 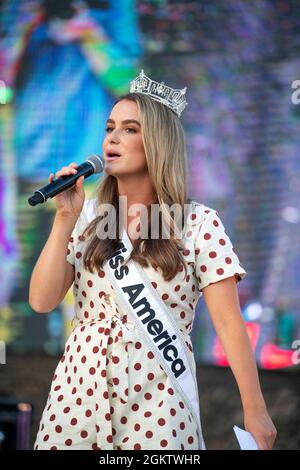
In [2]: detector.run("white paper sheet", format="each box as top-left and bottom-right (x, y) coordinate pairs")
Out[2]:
(233, 425), (259, 450)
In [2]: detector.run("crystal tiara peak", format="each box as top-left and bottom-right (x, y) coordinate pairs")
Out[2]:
(129, 69), (188, 117)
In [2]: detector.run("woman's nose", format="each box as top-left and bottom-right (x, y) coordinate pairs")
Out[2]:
(109, 128), (120, 143)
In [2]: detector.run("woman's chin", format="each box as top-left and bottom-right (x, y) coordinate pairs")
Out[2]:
(105, 167), (129, 179)
(104, 160), (122, 173)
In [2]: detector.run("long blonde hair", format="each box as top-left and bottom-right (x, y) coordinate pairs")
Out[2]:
(82, 92), (190, 281)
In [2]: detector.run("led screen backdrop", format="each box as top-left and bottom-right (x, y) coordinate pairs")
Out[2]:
(1, 0), (300, 369)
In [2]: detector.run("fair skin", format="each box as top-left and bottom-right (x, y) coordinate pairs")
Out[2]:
(203, 277), (277, 449)
(103, 99), (156, 238)
(103, 100), (277, 449)
(29, 98), (276, 449)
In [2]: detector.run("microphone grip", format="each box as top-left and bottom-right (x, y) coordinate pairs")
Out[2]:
(28, 161), (93, 206)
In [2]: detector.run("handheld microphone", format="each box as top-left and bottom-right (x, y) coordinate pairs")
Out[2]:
(28, 154), (104, 206)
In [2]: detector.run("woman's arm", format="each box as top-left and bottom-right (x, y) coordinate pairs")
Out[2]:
(29, 163), (85, 313)
(203, 275), (277, 450)
(29, 213), (76, 313)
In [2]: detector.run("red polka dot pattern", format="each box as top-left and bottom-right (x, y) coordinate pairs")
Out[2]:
(35, 201), (246, 450)
(194, 207), (246, 293)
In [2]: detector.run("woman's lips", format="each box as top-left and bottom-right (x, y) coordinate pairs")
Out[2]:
(106, 155), (121, 161)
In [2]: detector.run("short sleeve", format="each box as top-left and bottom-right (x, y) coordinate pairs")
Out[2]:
(194, 208), (247, 292)
(66, 199), (97, 266)
(66, 223), (78, 266)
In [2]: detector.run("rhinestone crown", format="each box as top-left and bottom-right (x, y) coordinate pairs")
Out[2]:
(130, 69), (188, 117)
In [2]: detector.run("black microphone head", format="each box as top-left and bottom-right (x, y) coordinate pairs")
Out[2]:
(86, 154), (104, 174)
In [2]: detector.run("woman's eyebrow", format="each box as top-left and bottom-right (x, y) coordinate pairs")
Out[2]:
(106, 118), (141, 127)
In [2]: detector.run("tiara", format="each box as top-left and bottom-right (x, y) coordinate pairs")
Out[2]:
(129, 69), (188, 117)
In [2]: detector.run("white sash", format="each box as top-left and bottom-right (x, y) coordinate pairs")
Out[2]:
(103, 227), (206, 450)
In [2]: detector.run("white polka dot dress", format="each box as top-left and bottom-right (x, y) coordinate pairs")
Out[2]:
(34, 200), (247, 450)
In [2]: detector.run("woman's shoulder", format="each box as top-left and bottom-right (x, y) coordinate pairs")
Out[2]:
(73, 199), (97, 235)
(78, 198), (98, 224)
(186, 199), (219, 226)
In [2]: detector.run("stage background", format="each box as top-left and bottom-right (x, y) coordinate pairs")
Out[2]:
(1, 0), (300, 371)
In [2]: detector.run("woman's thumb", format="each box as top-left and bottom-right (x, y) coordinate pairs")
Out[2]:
(76, 175), (85, 191)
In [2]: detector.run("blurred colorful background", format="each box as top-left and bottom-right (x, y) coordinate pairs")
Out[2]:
(0, 0), (300, 450)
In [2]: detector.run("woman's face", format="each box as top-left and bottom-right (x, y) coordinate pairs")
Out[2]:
(103, 99), (147, 178)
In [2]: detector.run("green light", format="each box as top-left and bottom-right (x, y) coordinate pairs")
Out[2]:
(0, 83), (13, 104)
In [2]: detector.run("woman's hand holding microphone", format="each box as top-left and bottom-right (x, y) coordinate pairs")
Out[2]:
(49, 162), (85, 220)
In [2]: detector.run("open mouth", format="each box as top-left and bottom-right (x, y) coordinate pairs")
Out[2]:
(106, 151), (121, 160)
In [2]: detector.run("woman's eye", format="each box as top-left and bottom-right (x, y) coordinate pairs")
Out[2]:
(105, 127), (136, 133)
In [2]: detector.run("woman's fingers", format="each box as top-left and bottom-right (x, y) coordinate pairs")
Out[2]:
(49, 164), (82, 199)
(55, 165), (78, 179)
(255, 433), (275, 450)
(76, 175), (85, 193)
(49, 163), (79, 181)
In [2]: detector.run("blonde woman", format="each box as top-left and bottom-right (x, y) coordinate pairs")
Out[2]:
(30, 71), (276, 450)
